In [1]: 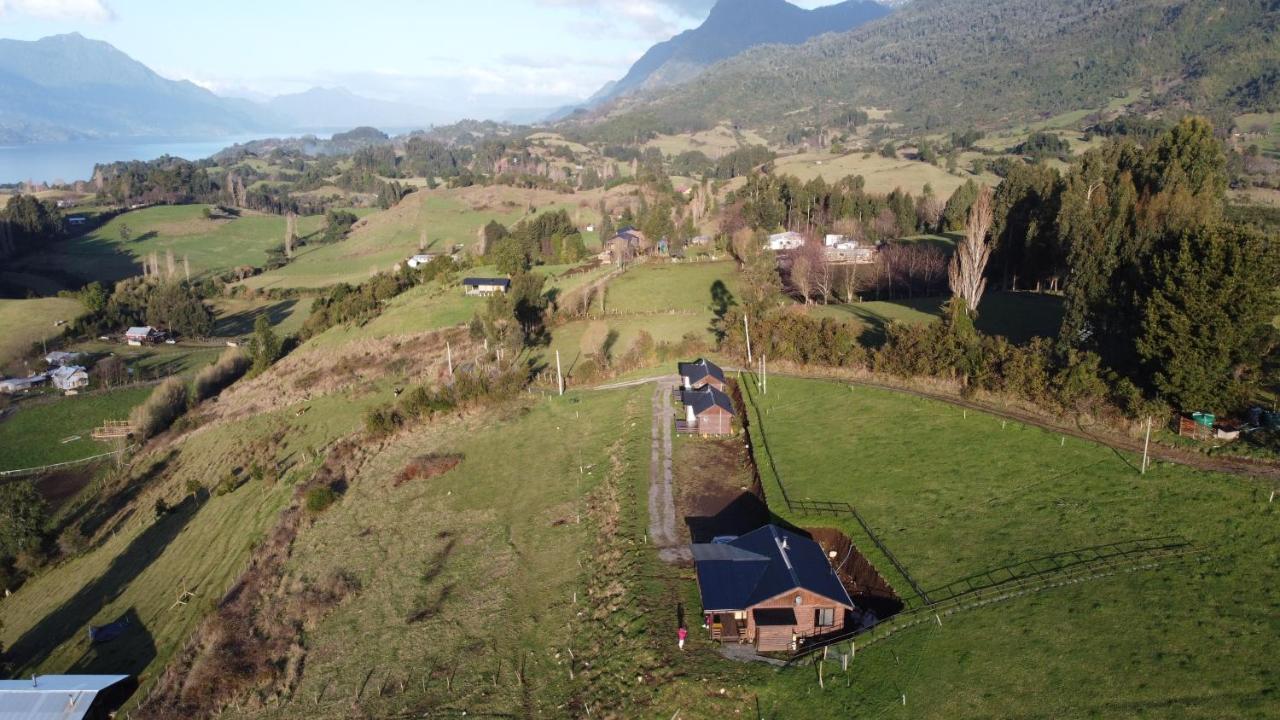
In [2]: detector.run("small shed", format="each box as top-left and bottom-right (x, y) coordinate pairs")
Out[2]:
(50, 365), (89, 391)
(678, 358), (727, 391)
(693, 525), (856, 652)
(462, 278), (511, 297)
(407, 253), (437, 269)
(679, 385), (735, 435)
(45, 351), (84, 367)
(0, 675), (136, 720)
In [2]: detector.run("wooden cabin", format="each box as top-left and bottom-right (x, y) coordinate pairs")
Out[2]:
(678, 358), (727, 392)
(679, 385), (734, 435)
(462, 278), (511, 297)
(693, 525), (856, 652)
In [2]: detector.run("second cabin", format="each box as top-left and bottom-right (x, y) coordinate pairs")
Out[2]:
(678, 358), (726, 392)
(679, 385), (735, 435)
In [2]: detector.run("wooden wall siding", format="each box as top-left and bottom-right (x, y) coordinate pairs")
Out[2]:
(744, 588), (849, 649)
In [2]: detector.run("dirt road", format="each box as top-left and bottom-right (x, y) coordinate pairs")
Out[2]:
(649, 379), (691, 563)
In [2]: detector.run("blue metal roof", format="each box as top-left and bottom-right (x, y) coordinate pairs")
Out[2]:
(682, 385), (734, 416)
(678, 358), (726, 385)
(693, 525), (854, 612)
(461, 278), (511, 287)
(0, 675), (130, 720)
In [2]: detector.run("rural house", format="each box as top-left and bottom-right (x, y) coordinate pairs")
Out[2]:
(765, 231), (805, 251)
(406, 253), (437, 269)
(679, 384), (735, 435)
(50, 365), (89, 391)
(693, 525), (856, 652)
(44, 350), (84, 367)
(462, 278), (511, 297)
(125, 326), (161, 346)
(0, 374), (48, 394)
(678, 358), (727, 391)
(0, 675), (136, 720)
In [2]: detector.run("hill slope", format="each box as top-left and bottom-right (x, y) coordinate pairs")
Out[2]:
(0, 33), (273, 143)
(594, 0), (1280, 134)
(589, 0), (889, 105)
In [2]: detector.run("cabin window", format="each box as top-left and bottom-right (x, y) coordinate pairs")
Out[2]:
(815, 608), (836, 627)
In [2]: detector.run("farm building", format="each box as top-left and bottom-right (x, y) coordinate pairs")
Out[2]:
(679, 384), (735, 435)
(0, 374), (48, 394)
(125, 326), (161, 346)
(50, 365), (89, 391)
(693, 525), (856, 652)
(0, 674), (136, 720)
(462, 278), (511, 297)
(690, 235), (712, 246)
(766, 231), (805, 251)
(44, 350), (84, 367)
(678, 358), (727, 391)
(406, 253), (437, 269)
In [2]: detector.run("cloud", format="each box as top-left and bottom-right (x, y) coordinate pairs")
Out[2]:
(0, 0), (115, 22)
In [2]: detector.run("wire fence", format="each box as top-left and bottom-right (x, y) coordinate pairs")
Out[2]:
(0, 446), (134, 480)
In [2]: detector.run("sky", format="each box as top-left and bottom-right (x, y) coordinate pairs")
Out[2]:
(0, 0), (840, 117)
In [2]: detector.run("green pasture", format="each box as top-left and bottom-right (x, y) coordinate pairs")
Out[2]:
(0, 386), (152, 472)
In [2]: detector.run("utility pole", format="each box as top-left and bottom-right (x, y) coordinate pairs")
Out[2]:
(1141, 416), (1153, 474)
(556, 350), (564, 396)
(763, 355), (768, 395)
(744, 315), (753, 364)
(446, 341), (453, 375)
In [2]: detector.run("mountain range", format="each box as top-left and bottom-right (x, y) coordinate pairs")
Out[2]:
(593, 0), (1280, 134)
(588, 0), (890, 105)
(0, 34), (442, 144)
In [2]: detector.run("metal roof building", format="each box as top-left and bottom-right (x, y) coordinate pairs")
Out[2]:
(0, 675), (134, 720)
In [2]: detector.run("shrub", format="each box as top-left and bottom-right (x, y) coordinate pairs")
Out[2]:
(194, 347), (249, 401)
(305, 486), (337, 513)
(130, 377), (189, 440)
(363, 407), (403, 438)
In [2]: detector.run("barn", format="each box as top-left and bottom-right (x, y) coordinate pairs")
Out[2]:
(693, 525), (856, 652)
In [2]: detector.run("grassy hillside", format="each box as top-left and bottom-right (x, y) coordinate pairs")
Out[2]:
(600, 0), (1280, 135)
(0, 296), (84, 369)
(5, 205), (328, 293)
(242, 187), (603, 291)
(735, 375), (1279, 717)
(771, 151), (1000, 196)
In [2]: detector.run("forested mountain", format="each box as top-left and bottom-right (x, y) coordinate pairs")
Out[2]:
(592, 0), (1280, 135)
(585, 0), (889, 106)
(0, 33), (274, 143)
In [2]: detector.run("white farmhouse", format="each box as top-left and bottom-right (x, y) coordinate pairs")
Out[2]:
(765, 231), (805, 251)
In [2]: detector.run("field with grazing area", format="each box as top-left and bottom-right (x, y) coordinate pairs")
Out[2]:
(0, 385), (152, 471)
(645, 123), (754, 158)
(809, 291), (1064, 345)
(242, 187), (604, 291)
(729, 375), (1279, 717)
(0, 296), (85, 368)
(209, 297), (312, 338)
(771, 151), (999, 195)
(4, 205), (329, 294)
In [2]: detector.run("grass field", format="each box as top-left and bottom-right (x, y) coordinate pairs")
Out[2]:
(732, 375), (1279, 717)
(809, 292), (1064, 345)
(0, 386), (152, 472)
(645, 124), (751, 159)
(208, 296), (313, 338)
(5, 205), (330, 294)
(242, 187), (603, 291)
(0, 297), (85, 369)
(771, 151), (1000, 196)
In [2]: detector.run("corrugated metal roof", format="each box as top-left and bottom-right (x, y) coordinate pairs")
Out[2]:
(0, 675), (129, 720)
(682, 386), (734, 416)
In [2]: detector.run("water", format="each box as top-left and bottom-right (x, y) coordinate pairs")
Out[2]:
(0, 133), (309, 185)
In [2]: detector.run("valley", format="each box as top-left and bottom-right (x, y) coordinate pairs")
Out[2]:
(0, 0), (1277, 718)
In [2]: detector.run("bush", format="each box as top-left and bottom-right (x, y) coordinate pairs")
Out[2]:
(363, 407), (404, 438)
(305, 486), (337, 513)
(194, 348), (250, 401)
(130, 377), (190, 439)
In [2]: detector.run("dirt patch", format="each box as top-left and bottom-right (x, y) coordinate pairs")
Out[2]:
(34, 462), (103, 510)
(676, 435), (769, 543)
(808, 527), (904, 620)
(393, 453), (463, 487)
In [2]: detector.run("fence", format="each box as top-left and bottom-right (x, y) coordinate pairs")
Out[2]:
(782, 534), (1201, 665)
(0, 446), (135, 480)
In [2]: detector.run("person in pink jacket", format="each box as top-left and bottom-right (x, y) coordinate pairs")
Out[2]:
(677, 626), (688, 650)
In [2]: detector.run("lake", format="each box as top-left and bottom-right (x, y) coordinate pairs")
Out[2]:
(0, 133), (308, 184)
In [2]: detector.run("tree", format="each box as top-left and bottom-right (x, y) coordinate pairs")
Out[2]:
(948, 184), (994, 313)
(118, 223), (133, 243)
(791, 250), (815, 305)
(249, 314), (282, 375)
(942, 180), (979, 232)
(1135, 224), (1279, 412)
(146, 283), (213, 338)
(0, 481), (47, 559)
(285, 212), (298, 259)
(97, 356), (127, 388)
